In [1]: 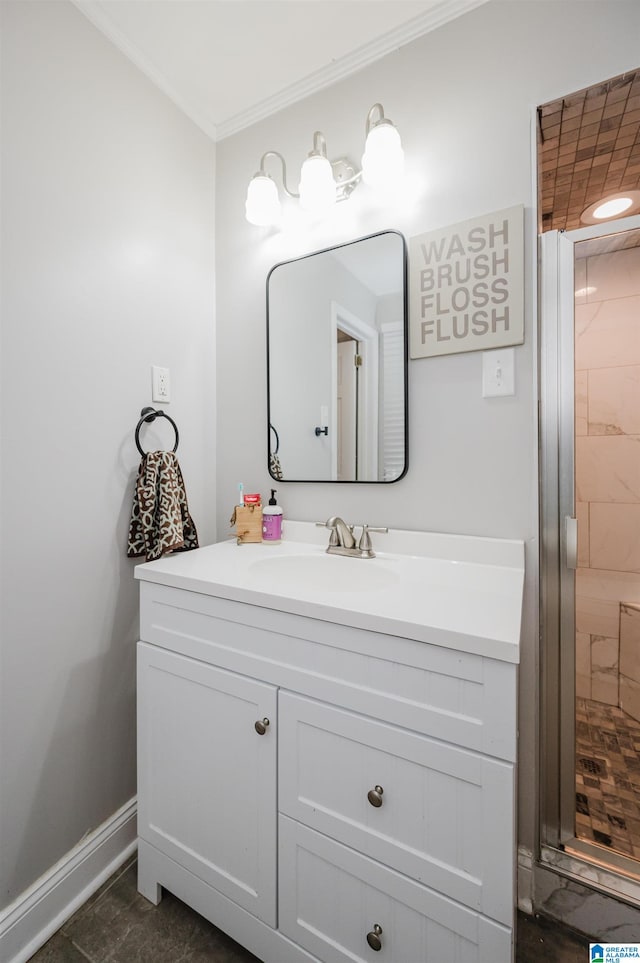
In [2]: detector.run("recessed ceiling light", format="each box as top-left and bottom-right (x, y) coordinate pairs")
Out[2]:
(593, 197), (632, 218)
(581, 191), (640, 225)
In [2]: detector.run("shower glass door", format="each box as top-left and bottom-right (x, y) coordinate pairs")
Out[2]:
(541, 214), (640, 876)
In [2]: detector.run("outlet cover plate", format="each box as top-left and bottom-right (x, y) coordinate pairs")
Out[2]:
(151, 365), (170, 403)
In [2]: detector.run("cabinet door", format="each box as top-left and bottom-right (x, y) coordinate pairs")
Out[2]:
(279, 691), (514, 925)
(279, 816), (512, 963)
(137, 642), (277, 925)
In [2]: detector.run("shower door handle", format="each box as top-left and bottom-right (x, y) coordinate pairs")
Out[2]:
(565, 515), (577, 570)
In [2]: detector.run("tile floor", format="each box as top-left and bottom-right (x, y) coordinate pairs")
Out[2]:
(29, 856), (259, 963)
(28, 855), (591, 963)
(576, 696), (640, 856)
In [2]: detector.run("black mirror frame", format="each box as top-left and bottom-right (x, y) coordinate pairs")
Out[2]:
(266, 229), (409, 484)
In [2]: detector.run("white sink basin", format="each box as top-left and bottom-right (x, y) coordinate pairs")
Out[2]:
(135, 520), (525, 663)
(249, 553), (399, 593)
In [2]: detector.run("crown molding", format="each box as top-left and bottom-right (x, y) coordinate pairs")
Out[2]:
(72, 0), (488, 144)
(216, 0), (488, 140)
(71, 0), (219, 140)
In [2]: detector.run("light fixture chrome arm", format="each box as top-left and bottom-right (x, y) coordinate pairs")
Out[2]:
(366, 102), (386, 135)
(258, 150), (299, 199)
(309, 131), (328, 158)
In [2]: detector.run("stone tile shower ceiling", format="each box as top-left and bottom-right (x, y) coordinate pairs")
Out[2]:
(539, 69), (640, 232)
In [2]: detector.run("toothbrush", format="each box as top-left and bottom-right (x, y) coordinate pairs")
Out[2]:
(238, 482), (244, 507)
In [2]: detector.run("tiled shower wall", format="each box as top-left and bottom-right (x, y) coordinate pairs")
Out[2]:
(575, 245), (640, 715)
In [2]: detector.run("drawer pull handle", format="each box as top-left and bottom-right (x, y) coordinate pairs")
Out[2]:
(367, 785), (384, 808)
(254, 718), (270, 735)
(366, 924), (383, 951)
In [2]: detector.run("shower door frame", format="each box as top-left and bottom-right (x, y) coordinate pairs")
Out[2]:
(539, 213), (640, 885)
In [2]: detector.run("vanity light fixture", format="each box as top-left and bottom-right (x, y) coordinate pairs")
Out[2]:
(244, 103), (404, 227)
(298, 132), (337, 215)
(361, 103), (405, 188)
(580, 190), (640, 225)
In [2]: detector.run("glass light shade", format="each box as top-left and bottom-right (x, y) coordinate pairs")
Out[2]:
(361, 122), (404, 189)
(245, 173), (281, 226)
(298, 154), (337, 215)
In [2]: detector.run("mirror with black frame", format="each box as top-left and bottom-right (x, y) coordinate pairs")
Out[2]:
(267, 230), (408, 483)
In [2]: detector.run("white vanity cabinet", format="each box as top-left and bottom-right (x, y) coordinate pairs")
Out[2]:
(137, 643), (277, 924)
(135, 543), (520, 963)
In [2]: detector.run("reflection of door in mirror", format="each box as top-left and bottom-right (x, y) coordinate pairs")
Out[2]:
(337, 334), (358, 480)
(333, 302), (378, 481)
(267, 230), (408, 483)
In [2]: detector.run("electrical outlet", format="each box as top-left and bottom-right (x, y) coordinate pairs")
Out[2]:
(151, 366), (171, 403)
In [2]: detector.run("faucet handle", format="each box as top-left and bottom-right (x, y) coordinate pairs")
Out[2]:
(316, 519), (341, 547)
(358, 525), (389, 552)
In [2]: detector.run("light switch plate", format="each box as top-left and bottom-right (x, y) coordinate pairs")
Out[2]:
(482, 348), (515, 397)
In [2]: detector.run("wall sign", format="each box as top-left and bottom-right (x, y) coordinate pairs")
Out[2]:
(409, 205), (524, 359)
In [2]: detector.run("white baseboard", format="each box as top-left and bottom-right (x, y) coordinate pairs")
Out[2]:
(0, 797), (137, 963)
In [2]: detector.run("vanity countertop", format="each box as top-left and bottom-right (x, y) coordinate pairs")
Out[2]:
(135, 521), (525, 663)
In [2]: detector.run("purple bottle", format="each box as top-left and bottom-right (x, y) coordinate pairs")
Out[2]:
(262, 489), (283, 541)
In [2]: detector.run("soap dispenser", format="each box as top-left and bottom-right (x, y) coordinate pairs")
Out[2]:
(262, 490), (283, 542)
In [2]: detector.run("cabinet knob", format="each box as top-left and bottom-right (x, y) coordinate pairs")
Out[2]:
(366, 924), (383, 951)
(254, 717), (270, 735)
(367, 785), (384, 808)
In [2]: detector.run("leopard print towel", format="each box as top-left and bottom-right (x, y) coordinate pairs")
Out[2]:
(269, 450), (283, 480)
(127, 451), (199, 562)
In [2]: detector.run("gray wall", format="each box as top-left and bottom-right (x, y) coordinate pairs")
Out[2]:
(215, 0), (640, 875)
(0, 1), (215, 908)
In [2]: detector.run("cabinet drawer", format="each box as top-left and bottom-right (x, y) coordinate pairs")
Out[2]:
(279, 691), (514, 925)
(137, 643), (277, 925)
(141, 582), (517, 760)
(279, 816), (512, 963)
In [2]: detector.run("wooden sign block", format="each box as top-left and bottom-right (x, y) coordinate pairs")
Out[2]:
(231, 505), (263, 544)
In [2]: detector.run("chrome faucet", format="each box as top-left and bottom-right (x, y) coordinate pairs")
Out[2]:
(319, 517), (388, 559)
(325, 516), (356, 550)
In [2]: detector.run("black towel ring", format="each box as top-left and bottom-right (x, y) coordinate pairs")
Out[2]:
(135, 406), (179, 456)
